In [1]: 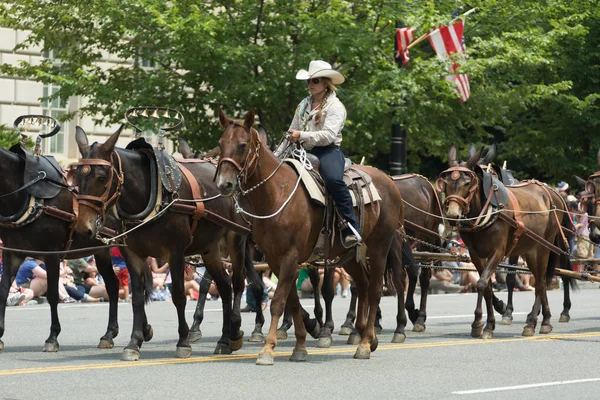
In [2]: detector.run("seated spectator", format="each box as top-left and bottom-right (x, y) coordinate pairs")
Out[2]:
(146, 257), (171, 301)
(64, 257), (108, 302)
(296, 266), (344, 298)
(16, 259), (75, 303)
(111, 247), (130, 301)
(184, 264), (201, 300)
(0, 245), (29, 306)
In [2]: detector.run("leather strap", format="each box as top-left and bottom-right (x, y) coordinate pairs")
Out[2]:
(177, 163), (206, 241)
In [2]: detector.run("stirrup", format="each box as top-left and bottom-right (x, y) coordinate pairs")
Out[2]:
(341, 224), (362, 249)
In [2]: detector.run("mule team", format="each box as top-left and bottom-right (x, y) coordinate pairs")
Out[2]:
(0, 109), (595, 366)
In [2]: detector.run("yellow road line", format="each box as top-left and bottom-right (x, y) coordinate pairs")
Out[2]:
(1, 331), (599, 376)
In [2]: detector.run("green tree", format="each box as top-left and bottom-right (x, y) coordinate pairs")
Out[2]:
(1, 0), (598, 184)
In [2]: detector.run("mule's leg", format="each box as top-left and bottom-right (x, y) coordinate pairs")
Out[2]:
(499, 270), (516, 325)
(0, 252), (25, 351)
(392, 266), (408, 343)
(120, 250), (151, 361)
(355, 248), (387, 359)
(559, 254), (572, 323)
(96, 251), (120, 349)
(189, 271), (211, 342)
(307, 267), (324, 329)
(414, 267), (432, 332)
(468, 253), (486, 338)
(481, 280), (496, 340)
(538, 250), (553, 334)
(244, 260), (266, 343)
(276, 304), (293, 339)
(317, 267), (335, 348)
(43, 255), (61, 352)
(288, 288), (309, 362)
(339, 281), (357, 335)
(522, 253), (542, 336)
(347, 266), (368, 346)
(202, 248), (237, 355)
(227, 235), (253, 344)
(257, 252), (299, 366)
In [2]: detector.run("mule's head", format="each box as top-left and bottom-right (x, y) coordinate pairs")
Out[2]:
(215, 108), (259, 196)
(435, 144), (483, 226)
(73, 125), (124, 238)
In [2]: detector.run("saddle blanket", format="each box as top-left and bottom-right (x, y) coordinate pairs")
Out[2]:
(285, 158), (381, 207)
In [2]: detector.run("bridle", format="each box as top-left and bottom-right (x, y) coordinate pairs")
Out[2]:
(214, 125), (262, 189)
(435, 166), (479, 215)
(580, 171), (600, 219)
(72, 152), (124, 223)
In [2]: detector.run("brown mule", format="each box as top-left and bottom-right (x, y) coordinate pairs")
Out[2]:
(214, 109), (405, 364)
(436, 145), (572, 339)
(73, 126), (258, 361)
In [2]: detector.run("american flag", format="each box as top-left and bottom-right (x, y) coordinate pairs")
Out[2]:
(428, 20), (470, 102)
(395, 27), (415, 67)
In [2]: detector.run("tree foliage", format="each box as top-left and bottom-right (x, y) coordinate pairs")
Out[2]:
(1, 0), (598, 184)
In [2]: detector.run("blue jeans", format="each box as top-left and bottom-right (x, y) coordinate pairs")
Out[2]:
(310, 146), (359, 236)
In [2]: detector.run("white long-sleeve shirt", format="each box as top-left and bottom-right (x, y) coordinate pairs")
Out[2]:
(289, 91), (346, 150)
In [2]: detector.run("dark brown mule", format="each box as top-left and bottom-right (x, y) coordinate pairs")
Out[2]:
(73, 127), (256, 361)
(0, 146), (121, 352)
(580, 150), (600, 244)
(436, 145), (572, 338)
(215, 109), (405, 364)
(177, 138), (268, 343)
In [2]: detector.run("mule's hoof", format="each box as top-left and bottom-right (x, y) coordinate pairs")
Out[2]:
(354, 347), (371, 360)
(316, 335), (332, 348)
(0, 340), (4, 351)
(481, 330), (493, 340)
(558, 314), (570, 323)
(256, 353), (274, 366)
(121, 348), (140, 361)
(392, 333), (406, 343)
(522, 326), (535, 337)
(470, 329), (483, 338)
(43, 340), (59, 352)
(276, 330), (288, 340)
(370, 336), (379, 352)
(248, 332), (264, 343)
(98, 339), (114, 349)
(308, 323), (321, 339)
(539, 324), (553, 334)
(213, 343), (232, 355)
(289, 348), (308, 362)
(231, 331), (244, 351)
(175, 346), (192, 358)
(189, 330), (202, 342)
(338, 326), (353, 336)
(347, 333), (360, 345)
(500, 317), (513, 326)
(412, 323), (426, 333)
(374, 325), (383, 335)
(143, 325), (153, 342)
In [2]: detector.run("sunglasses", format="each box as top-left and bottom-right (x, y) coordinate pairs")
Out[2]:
(306, 78), (322, 85)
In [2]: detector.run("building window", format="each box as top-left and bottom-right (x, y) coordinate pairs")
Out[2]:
(42, 84), (66, 154)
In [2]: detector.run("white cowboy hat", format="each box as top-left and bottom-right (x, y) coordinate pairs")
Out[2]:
(296, 60), (345, 85)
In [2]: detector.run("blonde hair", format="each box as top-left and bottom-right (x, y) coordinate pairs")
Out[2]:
(323, 77), (338, 92)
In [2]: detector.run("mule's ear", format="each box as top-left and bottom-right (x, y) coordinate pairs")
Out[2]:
(466, 146), (484, 169)
(100, 124), (124, 155)
(468, 144), (477, 159)
(256, 123), (268, 145)
(75, 126), (89, 157)
(177, 138), (193, 159)
(482, 144), (497, 165)
(243, 109), (255, 131)
(204, 146), (221, 158)
(218, 108), (230, 128)
(448, 144), (458, 167)
(574, 175), (587, 189)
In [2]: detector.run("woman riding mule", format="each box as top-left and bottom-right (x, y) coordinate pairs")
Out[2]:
(276, 60), (360, 248)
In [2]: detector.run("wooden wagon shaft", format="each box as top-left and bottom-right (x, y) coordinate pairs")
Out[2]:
(554, 268), (600, 283)
(404, 219), (441, 240)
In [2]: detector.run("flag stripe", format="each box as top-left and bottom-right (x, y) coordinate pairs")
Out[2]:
(396, 27), (415, 66)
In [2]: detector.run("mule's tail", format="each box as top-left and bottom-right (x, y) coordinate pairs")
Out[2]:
(385, 229), (418, 297)
(143, 264), (154, 304)
(547, 210), (578, 290)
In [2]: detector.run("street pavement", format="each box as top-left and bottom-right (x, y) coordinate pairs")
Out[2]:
(1, 285), (600, 399)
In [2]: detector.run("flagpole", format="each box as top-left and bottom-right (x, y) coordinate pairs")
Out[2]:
(406, 7), (477, 50)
